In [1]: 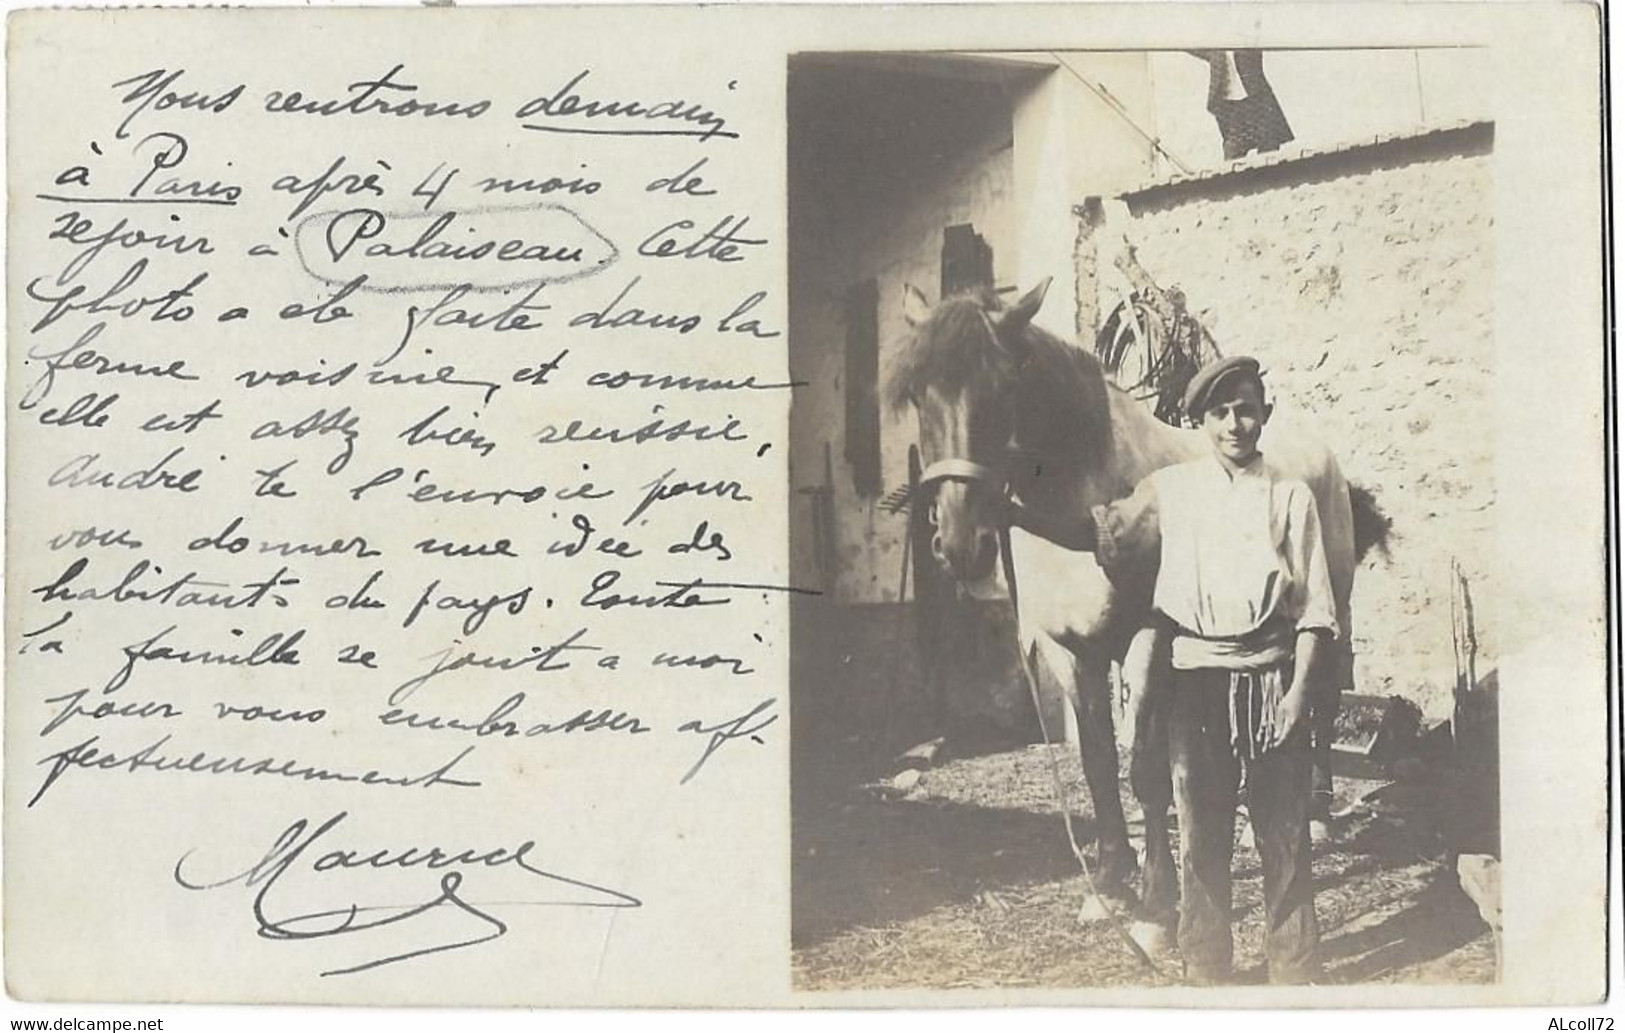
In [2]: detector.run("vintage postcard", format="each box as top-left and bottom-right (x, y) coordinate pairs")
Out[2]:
(3, 1), (1607, 1010)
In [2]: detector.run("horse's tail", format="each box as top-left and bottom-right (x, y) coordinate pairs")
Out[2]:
(1348, 482), (1393, 565)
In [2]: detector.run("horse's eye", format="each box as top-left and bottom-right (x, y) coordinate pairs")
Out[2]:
(927, 501), (939, 525)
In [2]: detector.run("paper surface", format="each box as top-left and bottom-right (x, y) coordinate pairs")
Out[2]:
(3, 2), (1607, 1008)
(7, 7), (793, 1005)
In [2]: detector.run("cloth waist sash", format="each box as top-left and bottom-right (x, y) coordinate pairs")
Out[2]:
(1171, 619), (1298, 760)
(1169, 618), (1295, 671)
(1227, 663), (1294, 761)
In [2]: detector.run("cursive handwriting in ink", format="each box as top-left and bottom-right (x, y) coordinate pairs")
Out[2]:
(110, 68), (244, 140)
(20, 321), (198, 410)
(48, 524), (144, 552)
(585, 366), (800, 394)
(47, 447), (204, 494)
(534, 406), (748, 450)
(637, 214), (765, 264)
(578, 570), (729, 611)
(516, 69), (738, 142)
(401, 580), (531, 636)
(390, 627), (604, 704)
(272, 155), (390, 223)
(264, 65), (492, 124)
(25, 259), (206, 335)
(189, 515), (381, 561)
(29, 736), (479, 808)
(624, 467), (752, 526)
(173, 811), (640, 976)
(667, 520), (733, 561)
(39, 688), (182, 738)
(676, 697), (777, 784)
(103, 622), (304, 694)
(249, 407), (362, 475)
(378, 690), (650, 741)
(385, 282), (550, 365)
(47, 209), (215, 286)
(30, 557), (300, 611)
(645, 156), (716, 196)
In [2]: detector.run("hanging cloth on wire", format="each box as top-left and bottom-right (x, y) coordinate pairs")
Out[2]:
(1203, 49), (1295, 160)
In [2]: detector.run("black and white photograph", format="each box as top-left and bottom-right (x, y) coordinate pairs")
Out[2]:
(0, 2), (1607, 1023)
(789, 45), (1509, 991)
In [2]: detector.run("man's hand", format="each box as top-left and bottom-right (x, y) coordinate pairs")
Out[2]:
(1267, 684), (1313, 752)
(1267, 627), (1329, 752)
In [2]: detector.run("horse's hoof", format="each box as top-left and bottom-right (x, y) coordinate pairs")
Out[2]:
(1075, 891), (1135, 924)
(1128, 920), (1174, 957)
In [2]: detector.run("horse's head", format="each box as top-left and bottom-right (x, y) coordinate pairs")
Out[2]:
(887, 278), (1052, 583)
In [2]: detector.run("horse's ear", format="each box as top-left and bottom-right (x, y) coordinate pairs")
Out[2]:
(1001, 277), (1052, 332)
(902, 283), (932, 328)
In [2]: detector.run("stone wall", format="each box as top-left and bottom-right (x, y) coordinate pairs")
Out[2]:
(1083, 125), (1495, 718)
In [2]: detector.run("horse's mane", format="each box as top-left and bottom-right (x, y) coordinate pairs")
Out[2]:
(885, 288), (1116, 482)
(1016, 320), (1117, 478)
(885, 288), (1008, 412)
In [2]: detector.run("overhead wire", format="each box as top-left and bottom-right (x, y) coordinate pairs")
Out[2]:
(1047, 52), (1194, 177)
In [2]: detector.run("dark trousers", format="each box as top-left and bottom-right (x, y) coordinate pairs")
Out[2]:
(1170, 667), (1319, 984)
(1310, 636), (1352, 816)
(1310, 686), (1340, 817)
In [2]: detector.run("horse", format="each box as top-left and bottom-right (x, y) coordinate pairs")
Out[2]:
(886, 277), (1360, 942)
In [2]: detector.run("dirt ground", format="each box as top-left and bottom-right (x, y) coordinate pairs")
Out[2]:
(792, 737), (1497, 991)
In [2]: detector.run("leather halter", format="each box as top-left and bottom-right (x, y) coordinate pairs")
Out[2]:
(918, 456), (1004, 489)
(916, 307), (1012, 496)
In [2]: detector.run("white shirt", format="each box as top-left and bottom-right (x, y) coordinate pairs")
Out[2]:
(1095, 453), (1339, 668)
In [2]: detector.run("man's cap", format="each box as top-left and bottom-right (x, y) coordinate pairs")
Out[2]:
(1183, 355), (1264, 421)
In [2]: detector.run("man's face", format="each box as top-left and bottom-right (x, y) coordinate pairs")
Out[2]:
(1199, 376), (1270, 465)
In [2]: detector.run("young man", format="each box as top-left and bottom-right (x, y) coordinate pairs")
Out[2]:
(1154, 356), (1335, 984)
(1015, 356), (1335, 983)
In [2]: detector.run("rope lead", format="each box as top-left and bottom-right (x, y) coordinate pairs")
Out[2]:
(999, 524), (1163, 976)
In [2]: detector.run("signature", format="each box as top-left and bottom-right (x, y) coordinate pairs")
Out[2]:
(173, 810), (641, 976)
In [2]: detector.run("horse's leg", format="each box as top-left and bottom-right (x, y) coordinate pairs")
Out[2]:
(1032, 636), (1135, 914)
(1123, 626), (1178, 944)
(1061, 642), (1139, 912)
